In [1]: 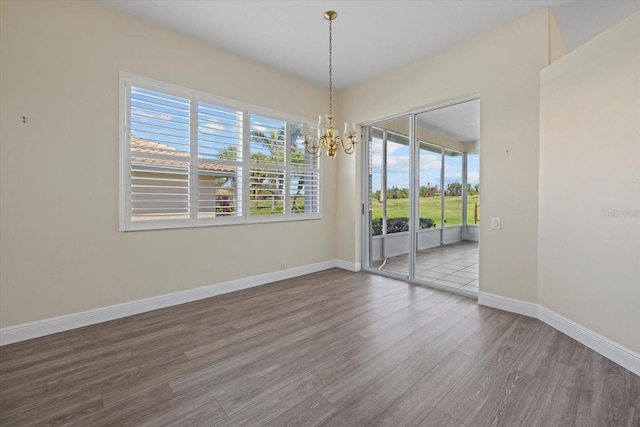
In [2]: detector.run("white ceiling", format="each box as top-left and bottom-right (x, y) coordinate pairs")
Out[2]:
(97, 0), (640, 91)
(416, 99), (481, 144)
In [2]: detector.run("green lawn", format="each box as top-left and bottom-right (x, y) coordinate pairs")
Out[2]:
(372, 194), (480, 226)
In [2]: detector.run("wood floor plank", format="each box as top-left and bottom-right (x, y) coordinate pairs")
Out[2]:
(272, 285), (394, 336)
(574, 351), (640, 427)
(0, 324), (188, 391)
(0, 349), (186, 419)
(320, 327), (436, 408)
(370, 285), (436, 317)
(510, 320), (561, 379)
(215, 333), (367, 415)
(184, 328), (281, 360)
(420, 408), (468, 427)
(370, 350), (480, 427)
(436, 316), (544, 425)
(215, 355), (359, 426)
(263, 393), (336, 427)
(269, 312), (382, 366)
(168, 355), (281, 396)
(1, 389), (103, 427)
(405, 313), (489, 374)
(347, 310), (437, 364)
(227, 294), (328, 330)
(439, 366), (537, 426)
(471, 314), (540, 365)
(0, 340), (72, 375)
(354, 297), (441, 340)
(421, 298), (485, 336)
(71, 384), (175, 426)
(455, 310), (519, 359)
(321, 363), (423, 426)
(136, 398), (228, 427)
(506, 361), (584, 426)
(100, 339), (270, 407)
(1, 269), (638, 426)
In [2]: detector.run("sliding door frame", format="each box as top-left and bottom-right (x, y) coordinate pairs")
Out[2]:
(361, 96), (480, 298)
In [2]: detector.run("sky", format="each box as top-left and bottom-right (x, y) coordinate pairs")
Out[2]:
(370, 136), (480, 194)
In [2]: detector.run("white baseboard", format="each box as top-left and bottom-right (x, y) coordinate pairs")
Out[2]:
(0, 260), (337, 346)
(478, 292), (640, 377)
(336, 259), (361, 272)
(478, 292), (538, 318)
(538, 306), (640, 376)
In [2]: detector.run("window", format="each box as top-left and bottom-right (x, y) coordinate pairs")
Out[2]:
(120, 73), (321, 231)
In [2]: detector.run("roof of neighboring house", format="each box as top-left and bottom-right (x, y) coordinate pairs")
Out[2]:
(131, 137), (236, 174)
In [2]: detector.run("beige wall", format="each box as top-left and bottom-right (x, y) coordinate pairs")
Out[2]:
(539, 12), (640, 353)
(0, 0), (336, 327)
(549, 10), (567, 63)
(337, 8), (553, 303)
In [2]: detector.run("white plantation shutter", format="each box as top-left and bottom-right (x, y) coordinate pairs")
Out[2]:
(249, 115), (286, 167)
(129, 86), (191, 222)
(197, 102), (243, 219)
(290, 129), (320, 214)
(249, 114), (286, 216)
(290, 170), (320, 214)
(121, 73), (321, 230)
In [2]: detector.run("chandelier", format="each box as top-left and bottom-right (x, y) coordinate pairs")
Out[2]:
(303, 11), (357, 159)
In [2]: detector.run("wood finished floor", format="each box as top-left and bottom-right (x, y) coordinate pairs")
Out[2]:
(1, 269), (638, 426)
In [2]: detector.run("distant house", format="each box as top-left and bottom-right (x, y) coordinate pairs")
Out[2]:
(130, 137), (237, 218)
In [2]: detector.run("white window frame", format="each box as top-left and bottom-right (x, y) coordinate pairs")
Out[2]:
(120, 72), (322, 231)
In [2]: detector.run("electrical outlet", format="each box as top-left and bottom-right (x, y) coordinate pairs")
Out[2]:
(491, 217), (501, 230)
(281, 261), (286, 270)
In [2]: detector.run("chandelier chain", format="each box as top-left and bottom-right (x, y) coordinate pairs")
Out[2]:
(328, 17), (332, 118)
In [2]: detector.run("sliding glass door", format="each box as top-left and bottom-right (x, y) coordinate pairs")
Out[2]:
(363, 99), (480, 295)
(365, 116), (411, 278)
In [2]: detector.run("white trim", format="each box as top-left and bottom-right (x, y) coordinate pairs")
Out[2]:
(538, 306), (640, 377)
(0, 260), (336, 346)
(478, 292), (640, 376)
(478, 292), (538, 318)
(336, 260), (361, 272)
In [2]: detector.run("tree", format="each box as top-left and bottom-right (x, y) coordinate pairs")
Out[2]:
(387, 186), (409, 199)
(218, 145), (238, 161)
(446, 182), (462, 196)
(218, 123), (308, 214)
(420, 184), (439, 197)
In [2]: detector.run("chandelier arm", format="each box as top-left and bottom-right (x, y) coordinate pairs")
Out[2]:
(304, 139), (323, 157)
(343, 143), (357, 155)
(339, 135), (357, 154)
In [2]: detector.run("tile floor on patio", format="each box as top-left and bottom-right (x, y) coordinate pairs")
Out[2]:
(372, 240), (479, 294)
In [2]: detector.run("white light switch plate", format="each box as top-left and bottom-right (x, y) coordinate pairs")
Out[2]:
(491, 217), (501, 229)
